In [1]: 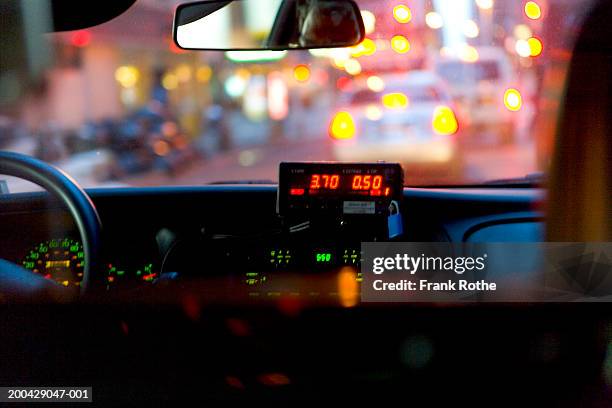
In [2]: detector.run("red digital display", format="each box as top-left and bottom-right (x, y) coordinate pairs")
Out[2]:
(307, 174), (390, 196)
(278, 163), (403, 216)
(310, 174), (340, 189)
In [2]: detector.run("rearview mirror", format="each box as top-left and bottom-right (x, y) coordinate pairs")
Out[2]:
(173, 0), (365, 50)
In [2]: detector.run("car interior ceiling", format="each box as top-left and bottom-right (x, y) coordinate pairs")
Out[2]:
(547, 0), (612, 242)
(49, 0), (137, 32)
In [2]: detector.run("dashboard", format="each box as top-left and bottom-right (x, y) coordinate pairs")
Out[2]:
(0, 177), (544, 293)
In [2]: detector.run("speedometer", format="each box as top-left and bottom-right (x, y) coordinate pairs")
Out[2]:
(21, 239), (84, 287)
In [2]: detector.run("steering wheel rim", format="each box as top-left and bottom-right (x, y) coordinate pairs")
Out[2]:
(0, 151), (102, 294)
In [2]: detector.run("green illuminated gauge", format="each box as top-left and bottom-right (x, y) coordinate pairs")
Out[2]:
(21, 239), (84, 287)
(106, 263), (156, 286)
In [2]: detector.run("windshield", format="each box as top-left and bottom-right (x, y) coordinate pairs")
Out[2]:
(0, 0), (594, 190)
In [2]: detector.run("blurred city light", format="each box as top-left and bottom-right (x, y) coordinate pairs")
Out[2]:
(475, 0), (494, 10)
(293, 65), (310, 82)
(365, 105), (383, 121)
(527, 37), (543, 56)
(362, 38), (377, 55)
(153, 140), (170, 156)
(432, 106), (458, 135)
(238, 149), (258, 167)
(435, 0), (473, 53)
(391, 35), (411, 54)
(268, 71), (288, 120)
(70, 30), (91, 47)
(114, 65), (140, 88)
(463, 20), (480, 38)
(524, 1), (542, 20)
(336, 77), (352, 91)
(425, 12), (444, 29)
(175, 64), (192, 83)
(351, 38), (377, 57)
(224, 74), (247, 98)
(243, 75), (267, 121)
(330, 48), (351, 69)
(504, 88), (522, 111)
(366, 75), (385, 92)
(513, 24), (533, 40)
(196, 65), (212, 83)
(337, 267), (358, 308)
(393, 5), (412, 23)
(235, 68), (251, 80)
(225, 50), (287, 63)
(333, 57), (347, 69)
(382, 92), (409, 109)
(162, 73), (179, 90)
(515, 39), (531, 57)
(361, 10), (376, 34)
(330, 112), (356, 139)
(344, 59), (362, 75)
(460, 45), (479, 62)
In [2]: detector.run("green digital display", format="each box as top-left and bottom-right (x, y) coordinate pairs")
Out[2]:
(315, 252), (332, 263)
(342, 249), (360, 265)
(270, 249), (291, 266)
(106, 262), (156, 285)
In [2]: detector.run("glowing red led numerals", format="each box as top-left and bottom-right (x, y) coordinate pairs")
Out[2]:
(352, 175), (382, 191)
(310, 174), (339, 189)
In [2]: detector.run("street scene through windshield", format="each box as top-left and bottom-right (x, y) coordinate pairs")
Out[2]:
(0, 0), (590, 191)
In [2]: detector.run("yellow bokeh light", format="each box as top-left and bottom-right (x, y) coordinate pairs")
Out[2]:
(351, 38), (376, 57)
(333, 57), (348, 69)
(114, 65), (139, 88)
(235, 68), (251, 80)
(382, 92), (408, 109)
(330, 111), (356, 139)
(162, 73), (178, 90)
(361, 38), (377, 55)
(366, 75), (385, 92)
(527, 37), (543, 56)
(504, 88), (522, 111)
(344, 59), (362, 76)
(460, 45), (479, 63)
(361, 10), (376, 34)
(196, 65), (212, 82)
(524, 1), (541, 20)
(391, 35), (410, 54)
(432, 106), (458, 135)
(175, 64), (192, 83)
(293, 65), (310, 82)
(393, 5), (412, 23)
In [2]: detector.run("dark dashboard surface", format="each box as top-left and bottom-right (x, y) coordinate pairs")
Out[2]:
(0, 185), (544, 292)
(3, 186), (611, 407)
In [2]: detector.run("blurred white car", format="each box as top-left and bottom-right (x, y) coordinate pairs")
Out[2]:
(433, 46), (518, 143)
(328, 71), (462, 176)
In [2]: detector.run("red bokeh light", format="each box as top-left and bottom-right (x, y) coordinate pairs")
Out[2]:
(70, 30), (91, 47)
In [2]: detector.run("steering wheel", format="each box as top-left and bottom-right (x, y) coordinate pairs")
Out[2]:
(0, 151), (102, 299)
